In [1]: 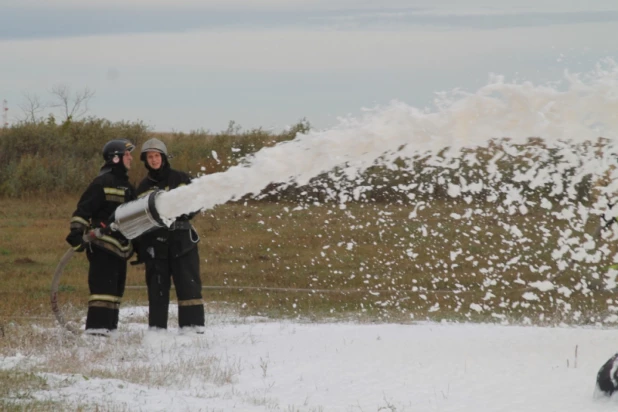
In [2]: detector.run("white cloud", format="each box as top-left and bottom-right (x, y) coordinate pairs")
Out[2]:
(1, 14), (616, 132)
(2, 22), (616, 73)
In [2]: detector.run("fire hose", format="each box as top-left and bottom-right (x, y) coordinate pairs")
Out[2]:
(50, 191), (166, 333)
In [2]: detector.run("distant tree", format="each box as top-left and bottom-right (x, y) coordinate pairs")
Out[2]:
(50, 84), (95, 123)
(18, 92), (47, 123)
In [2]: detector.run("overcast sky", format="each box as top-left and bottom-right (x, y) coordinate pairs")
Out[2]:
(1, 0), (618, 132)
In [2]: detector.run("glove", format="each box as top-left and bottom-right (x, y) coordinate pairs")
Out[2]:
(130, 252), (144, 265)
(129, 242), (144, 265)
(66, 229), (87, 252)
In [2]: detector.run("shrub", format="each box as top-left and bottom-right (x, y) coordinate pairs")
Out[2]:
(0, 118), (310, 197)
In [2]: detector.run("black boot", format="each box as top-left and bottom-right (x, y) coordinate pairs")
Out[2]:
(85, 306), (114, 336)
(179, 304), (205, 330)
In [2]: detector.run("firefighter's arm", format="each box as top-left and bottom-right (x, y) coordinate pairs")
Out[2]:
(66, 183), (105, 252)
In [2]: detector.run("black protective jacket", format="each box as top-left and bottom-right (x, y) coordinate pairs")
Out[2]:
(136, 165), (199, 260)
(67, 164), (136, 258)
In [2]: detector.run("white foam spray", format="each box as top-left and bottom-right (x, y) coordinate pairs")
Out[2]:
(157, 59), (618, 220)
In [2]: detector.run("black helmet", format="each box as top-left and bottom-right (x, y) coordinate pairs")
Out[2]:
(102, 139), (135, 163)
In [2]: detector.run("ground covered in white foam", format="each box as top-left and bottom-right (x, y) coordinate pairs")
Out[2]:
(3, 306), (618, 411)
(8, 61), (618, 411)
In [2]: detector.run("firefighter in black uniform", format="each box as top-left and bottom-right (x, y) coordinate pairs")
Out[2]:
(66, 139), (136, 335)
(136, 138), (205, 331)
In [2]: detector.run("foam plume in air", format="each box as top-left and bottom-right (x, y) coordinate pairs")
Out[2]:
(157, 59), (618, 220)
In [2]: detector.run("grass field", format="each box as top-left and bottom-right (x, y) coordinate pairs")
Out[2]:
(1, 194), (616, 330)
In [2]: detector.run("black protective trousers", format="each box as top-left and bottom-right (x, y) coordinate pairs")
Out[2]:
(85, 247), (127, 331)
(145, 246), (205, 329)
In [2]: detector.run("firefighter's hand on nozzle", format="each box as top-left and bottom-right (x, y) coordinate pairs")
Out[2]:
(129, 250), (144, 266)
(83, 225), (112, 242)
(67, 225), (112, 252)
(66, 229), (87, 252)
(71, 240), (87, 252)
(83, 228), (101, 242)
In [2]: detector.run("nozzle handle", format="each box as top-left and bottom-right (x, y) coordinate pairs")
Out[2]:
(82, 223), (113, 242)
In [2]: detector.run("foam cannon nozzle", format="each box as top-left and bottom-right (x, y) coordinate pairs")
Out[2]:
(110, 191), (166, 239)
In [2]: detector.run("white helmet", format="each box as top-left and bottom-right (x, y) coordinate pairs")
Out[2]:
(140, 138), (168, 161)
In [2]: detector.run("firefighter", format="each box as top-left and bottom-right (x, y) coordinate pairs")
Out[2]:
(66, 139), (136, 335)
(135, 138), (205, 331)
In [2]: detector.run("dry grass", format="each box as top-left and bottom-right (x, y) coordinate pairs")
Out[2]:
(0, 314), (244, 411)
(0, 196), (615, 326)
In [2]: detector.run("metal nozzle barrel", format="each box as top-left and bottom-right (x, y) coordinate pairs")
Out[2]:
(111, 191), (165, 239)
